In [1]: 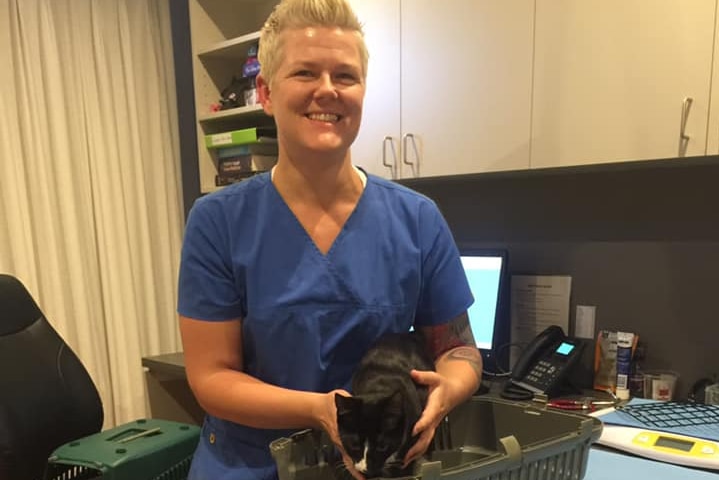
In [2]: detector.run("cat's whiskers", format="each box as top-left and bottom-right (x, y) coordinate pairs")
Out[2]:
(333, 457), (361, 480)
(383, 454), (404, 469)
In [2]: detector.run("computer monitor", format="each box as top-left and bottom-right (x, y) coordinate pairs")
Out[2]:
(459, 248), (510, 373)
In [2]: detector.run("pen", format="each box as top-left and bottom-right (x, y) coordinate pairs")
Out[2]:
(547, 399), (616, 412)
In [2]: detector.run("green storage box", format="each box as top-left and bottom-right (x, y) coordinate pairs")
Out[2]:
(270, 397), (602, 480)
(43, 419), (200, 480)
(204, 127), (277, 149)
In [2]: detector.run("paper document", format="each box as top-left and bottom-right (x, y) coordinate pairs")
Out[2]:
(510, 275), (572, 367)
(575, 305), (596, 339)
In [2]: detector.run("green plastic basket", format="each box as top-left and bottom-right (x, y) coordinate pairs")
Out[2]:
(43, 419), (200, 480)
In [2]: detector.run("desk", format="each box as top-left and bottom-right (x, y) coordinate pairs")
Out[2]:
(143, 353), (717, 478)
(585, 448), (718, 479)
(142, 352), (204, 425)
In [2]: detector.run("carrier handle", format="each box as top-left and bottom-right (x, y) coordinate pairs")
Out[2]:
(419, 459), (443, 480)
(498, 435), (523, 462)
(269, 437), (293, 480)
(105, 426), (162, 444)
(117, 427), (161, 443)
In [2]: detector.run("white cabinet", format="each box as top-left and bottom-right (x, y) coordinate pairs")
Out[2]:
(531, 0), (717, 168)
(348, 0), (401, 179)
(188, 0), (278, 193)
(708, 18), (719, 154)
(349, 0), (534, 179)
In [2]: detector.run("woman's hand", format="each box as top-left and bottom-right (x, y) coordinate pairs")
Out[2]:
(407, 318), (483, 467)
(317, 389), (349, 448)
(318, 390), (365, 480)
(403, 342), (482, 467)
(402, 369), (455, 467)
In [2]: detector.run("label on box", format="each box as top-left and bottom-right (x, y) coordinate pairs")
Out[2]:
(210, 132), (232, 147)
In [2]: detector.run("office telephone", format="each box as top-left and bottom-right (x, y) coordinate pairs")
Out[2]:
(501, 325), (585, 400)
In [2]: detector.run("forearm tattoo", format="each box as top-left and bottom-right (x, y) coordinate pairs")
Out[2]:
(418, 313), (483, 380)
(445, 346), (483, 381)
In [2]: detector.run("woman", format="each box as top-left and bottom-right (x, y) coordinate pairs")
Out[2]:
(177, 1), (482, 478)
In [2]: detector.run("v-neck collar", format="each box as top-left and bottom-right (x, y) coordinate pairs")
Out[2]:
(270, 164), (367, 186)
(267, 167), (369, 257)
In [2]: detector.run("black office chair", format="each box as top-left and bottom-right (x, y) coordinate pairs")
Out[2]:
(0, 274), (198, 480)
(0, 274), (103, 479)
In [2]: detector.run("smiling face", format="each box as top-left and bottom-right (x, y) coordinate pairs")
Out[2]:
(257, 26), (365, 162)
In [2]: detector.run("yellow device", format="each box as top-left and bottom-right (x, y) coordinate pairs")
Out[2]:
(596, 423), (719, 470)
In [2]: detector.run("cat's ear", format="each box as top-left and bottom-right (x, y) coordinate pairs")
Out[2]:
(335, 393), (359, 416)
(385, 391), (404, 415)
(382, 391), (405, 431)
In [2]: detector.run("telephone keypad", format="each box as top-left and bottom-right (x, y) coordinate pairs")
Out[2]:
(525, 360), (561, 390)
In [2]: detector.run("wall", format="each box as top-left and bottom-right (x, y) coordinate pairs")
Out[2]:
(400, 156), (719, 399)
(169, 0), (201, 218)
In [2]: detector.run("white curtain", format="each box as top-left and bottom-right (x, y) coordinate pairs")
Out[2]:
(0, 0), (185, 427)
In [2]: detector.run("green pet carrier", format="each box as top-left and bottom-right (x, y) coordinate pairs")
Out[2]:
(43, 419), (200, 480)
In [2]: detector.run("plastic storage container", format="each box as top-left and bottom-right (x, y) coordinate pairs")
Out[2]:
(270, 397), (602, 480)
(43, 419), (201, 480)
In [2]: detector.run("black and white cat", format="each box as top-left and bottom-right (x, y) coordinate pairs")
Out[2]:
(335, 332), (435, 479)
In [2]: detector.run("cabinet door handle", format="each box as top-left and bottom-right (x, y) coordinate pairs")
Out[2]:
(678, 97), (693, 157)
(402, 133), (420, 177)
(382, 136), (398, 179)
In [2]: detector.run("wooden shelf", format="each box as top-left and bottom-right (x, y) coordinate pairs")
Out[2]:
(189, 0), (279, 194)
(198, 31), (261, 59)
(198, 104), (267, 123)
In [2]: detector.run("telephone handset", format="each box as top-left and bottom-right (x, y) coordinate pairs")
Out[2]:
(501, 325), (584, 400)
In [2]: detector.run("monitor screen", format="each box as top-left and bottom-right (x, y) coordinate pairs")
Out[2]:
(459, 249), (509, 371)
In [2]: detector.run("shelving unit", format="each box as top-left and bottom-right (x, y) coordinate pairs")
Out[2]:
(198, 104), (267, 124)
(197, 31), (262, 58)
(188, 0), (279, 193)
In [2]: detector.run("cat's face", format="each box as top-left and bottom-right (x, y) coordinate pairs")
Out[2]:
(335, 392), (414, 478)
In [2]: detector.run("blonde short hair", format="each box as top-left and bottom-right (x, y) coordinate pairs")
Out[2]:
(258, 0), (368, 86)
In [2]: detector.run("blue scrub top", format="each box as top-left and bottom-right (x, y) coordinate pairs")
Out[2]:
(178, 171), (473, 480)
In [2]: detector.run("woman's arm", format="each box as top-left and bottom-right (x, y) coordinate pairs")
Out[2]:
(423, 311), (482, 402)
(179, 316), (342, 436)
(403, 313), (482, 465)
